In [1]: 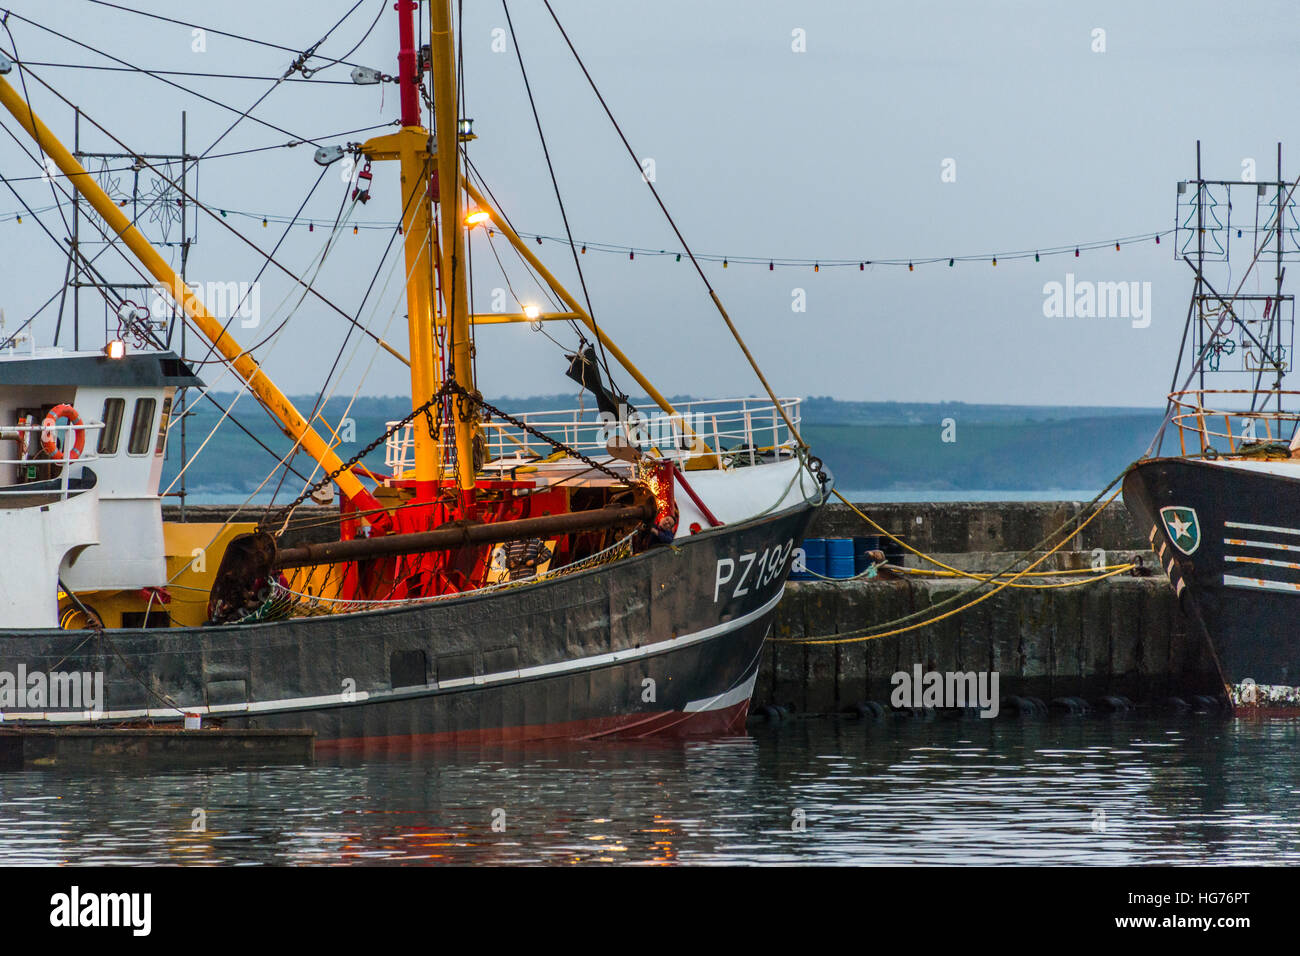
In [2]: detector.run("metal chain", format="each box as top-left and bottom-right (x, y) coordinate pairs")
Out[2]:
(265, 381), (453, 532)
(265, 381), (638, 534)
(444, 380), (636, 486)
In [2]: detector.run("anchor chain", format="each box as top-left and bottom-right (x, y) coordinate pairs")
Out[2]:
(265, 381), (454, 533)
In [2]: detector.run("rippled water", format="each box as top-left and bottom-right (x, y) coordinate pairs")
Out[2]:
(2, 716), (1297, 865)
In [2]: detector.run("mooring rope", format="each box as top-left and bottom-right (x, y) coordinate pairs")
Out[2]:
(774, 477), (1129, 645)
(827, 487), (1135, 584)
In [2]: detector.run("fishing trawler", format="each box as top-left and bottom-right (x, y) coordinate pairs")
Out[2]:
(1123, 144), (1300, 714)
(0, 2), (828, 748)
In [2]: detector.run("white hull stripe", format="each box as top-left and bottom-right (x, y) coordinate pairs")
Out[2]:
(1224, 573), (1300, 594)
(0, 587), (788, 723)
(1224, 537), (1300, 553)
(684, 662), (761, 713)
(1226, 554), (1300, 572)
(1225, 520), (1300, 537)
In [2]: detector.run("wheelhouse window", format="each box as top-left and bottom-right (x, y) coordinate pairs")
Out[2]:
(127, 398), (156, 456)
(154, 396), (172, 456)
(97, 398), (125, 455)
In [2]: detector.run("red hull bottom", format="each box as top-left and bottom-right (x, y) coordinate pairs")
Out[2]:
(317, 700), (752, 755)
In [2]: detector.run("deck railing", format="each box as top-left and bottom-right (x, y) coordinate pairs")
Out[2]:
(384, 396), (803, 477)
(1167, 389), (1300, 456)
(0, 421), (104, 499)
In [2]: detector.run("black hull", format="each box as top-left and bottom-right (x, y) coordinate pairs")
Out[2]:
(1124, 457), (1300, 712)
(0, 498), (821, 749)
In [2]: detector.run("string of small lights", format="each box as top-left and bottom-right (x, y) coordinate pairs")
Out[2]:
(0, 198), (1179, 268)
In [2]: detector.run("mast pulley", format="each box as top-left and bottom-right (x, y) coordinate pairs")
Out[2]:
(351, 161), (373, 204)
(313, 145), (345, 167)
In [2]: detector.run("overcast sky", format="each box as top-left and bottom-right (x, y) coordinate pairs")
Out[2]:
(0, 0), (1296, 406)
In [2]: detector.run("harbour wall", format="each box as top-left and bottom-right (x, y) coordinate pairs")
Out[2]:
(753, 501), (1220, 715)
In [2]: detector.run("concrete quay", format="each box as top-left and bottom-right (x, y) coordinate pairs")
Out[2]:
(751, 501), (1221, 716)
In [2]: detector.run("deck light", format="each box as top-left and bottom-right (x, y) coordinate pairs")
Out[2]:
(104, 339), (126, 360)
(522, 305), (540, 320)
(464, 209), (490, 227)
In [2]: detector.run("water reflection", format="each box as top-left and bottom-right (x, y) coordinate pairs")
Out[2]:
(1, 717), (1297, 865)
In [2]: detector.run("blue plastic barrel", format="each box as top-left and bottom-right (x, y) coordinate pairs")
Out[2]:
(790, 537), (826, 580)
(853, 535), (882, 575)
(826, 538), (855, 578)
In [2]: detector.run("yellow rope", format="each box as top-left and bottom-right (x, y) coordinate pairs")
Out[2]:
(773, 486), (1125, 645)
(897, 564), (1135, 588)
(829, 487), (1127, 584)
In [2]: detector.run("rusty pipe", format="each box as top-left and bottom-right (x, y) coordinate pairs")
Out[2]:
(273, 503), (653, 569)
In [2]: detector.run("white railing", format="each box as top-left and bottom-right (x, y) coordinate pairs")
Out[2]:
(384, 397), (803, 477)
(0, 421), (104, 499)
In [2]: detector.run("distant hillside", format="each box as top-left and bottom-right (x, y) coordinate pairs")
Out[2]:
(161, 393), (1166, 502)
(801, 416), (1162, 491)
(799, 396), (1158, 426)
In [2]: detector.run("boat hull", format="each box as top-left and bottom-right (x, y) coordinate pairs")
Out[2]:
(1124, 456), (1300, 714)
(0, 496), (821, 750)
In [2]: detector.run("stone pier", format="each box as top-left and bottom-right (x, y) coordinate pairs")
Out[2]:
(752, 501), (1221, 714)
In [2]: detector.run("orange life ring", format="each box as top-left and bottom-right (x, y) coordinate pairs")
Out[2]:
(41, 403), (85, 461)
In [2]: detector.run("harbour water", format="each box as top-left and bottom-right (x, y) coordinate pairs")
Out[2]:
(2, 715), (1296, 866)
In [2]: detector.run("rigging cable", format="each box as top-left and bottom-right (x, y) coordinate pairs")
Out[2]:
(543, 0), (805, 451)
(186, 165), (332, 368)
(1, 10), (339, 146)
(78, 0), (373, 71)
(0, 121), (401, 184)
(501, 0), (621, 400)
(0, 111), (189, 336)
(5, 58), (408, 363)
(195, 0), (371, 161)
(0, 18), (74, 244)
(264, 165), (431, 512)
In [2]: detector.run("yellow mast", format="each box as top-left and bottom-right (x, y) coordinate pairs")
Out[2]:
(0, 73), (387, 523)
(360, 127), (441, 487)
(428, 0), (478, 501)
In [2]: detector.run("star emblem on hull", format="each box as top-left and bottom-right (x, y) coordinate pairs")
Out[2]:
(1160, 506), (1201, 556)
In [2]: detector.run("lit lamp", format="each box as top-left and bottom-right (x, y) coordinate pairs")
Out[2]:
(104, 339), (126, 360)
(522, 305), (541, 320)
(464, 209), (491, 227)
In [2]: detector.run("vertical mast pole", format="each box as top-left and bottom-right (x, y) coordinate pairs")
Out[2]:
(1196, 140), (1205, 393)
(72, 109), (80, 350)
(429, 0), (478, 504)
(179, 110), (188, 520)
(395, 0), (441, 493)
